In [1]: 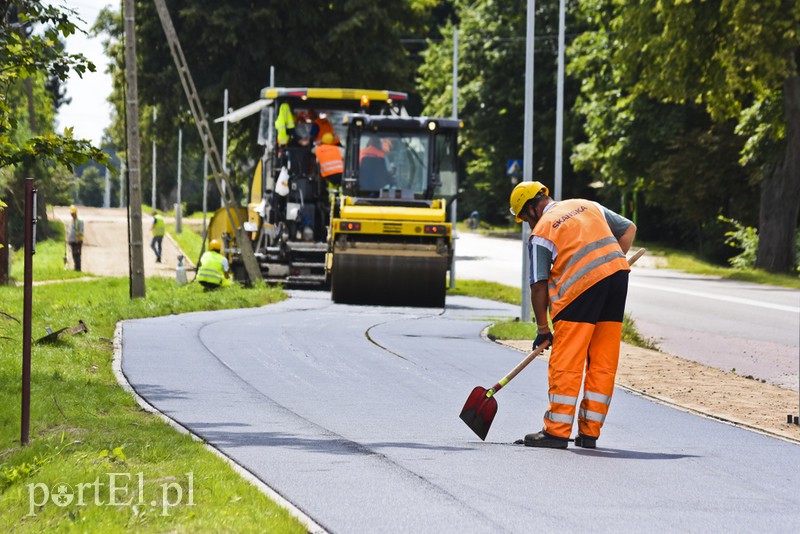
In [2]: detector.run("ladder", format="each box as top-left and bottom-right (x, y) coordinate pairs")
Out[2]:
(151, 0), (262, 282)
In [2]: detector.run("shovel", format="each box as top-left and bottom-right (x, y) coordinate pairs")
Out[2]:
(459, 247), (646, 440)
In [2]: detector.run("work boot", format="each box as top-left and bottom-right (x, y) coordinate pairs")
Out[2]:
(523, 430), (568, 449)
(574, 433), (597, 449)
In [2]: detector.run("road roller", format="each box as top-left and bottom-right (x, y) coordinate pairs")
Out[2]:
(327, 113), (461, 307)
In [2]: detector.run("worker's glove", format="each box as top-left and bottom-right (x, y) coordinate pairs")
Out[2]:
(532, 332), (553, 351)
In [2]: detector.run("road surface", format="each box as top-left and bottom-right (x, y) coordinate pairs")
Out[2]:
(122, 292), (800, 533)
(455, 231), (800, 390)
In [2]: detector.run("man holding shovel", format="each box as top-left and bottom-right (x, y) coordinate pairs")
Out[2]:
(509, 182), (636, 449)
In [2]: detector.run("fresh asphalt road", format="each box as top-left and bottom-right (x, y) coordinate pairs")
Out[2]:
(122, 291), (800, 533)
(455, 232), (800, 390)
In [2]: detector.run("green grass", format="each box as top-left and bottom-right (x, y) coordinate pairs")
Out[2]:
(166, 224), (205, 265)
(638, 242), (800, 289)
(10, 223), (92, 283)
(450, 280), (653, 349)
(0, 266), (305, 531)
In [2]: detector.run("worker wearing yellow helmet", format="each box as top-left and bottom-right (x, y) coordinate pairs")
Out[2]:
(314, 132), (344, 187)
(510, 181), (636, 450)
(196, 239), (232, 289)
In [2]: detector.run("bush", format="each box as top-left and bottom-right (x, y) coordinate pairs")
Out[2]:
(718, 215), (758, 269)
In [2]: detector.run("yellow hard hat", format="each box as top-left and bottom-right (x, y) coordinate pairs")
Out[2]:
(209, 239), (221, 252)
(509, 181), (549, 222)
(321, 132), (335, 145)
(69, 205), (77, 214)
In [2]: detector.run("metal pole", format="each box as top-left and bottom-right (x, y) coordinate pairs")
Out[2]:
(120, 159), (125, 208)
(221, 88), (228, 208)
(152, 107), (157, 209)
(521, 0), (536, 322)
(103, 166), (110, 208)
(21, 178), (35, 445)
(176, 127), (183, 233)
(267, 67), (275, 148)
(553, 0), (566, 201)
(202, 151), (208, 238)
(452, 28), (458, 120)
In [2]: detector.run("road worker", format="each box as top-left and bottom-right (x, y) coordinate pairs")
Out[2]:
(509, 181), (636, 449)
(196, 239), (232, 290)
(67, 205), (84, 272)
(151, 209), (165, 263)
(315, 132), (344, 188)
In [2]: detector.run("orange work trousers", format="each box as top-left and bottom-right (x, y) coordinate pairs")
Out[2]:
(542, 270), (629, 439)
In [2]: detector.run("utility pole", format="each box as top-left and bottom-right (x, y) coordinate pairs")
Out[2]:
(152, 0), (262, 282)
(103, 166), (110, 208)
(152, 107), (157, 210)
(120, 159), (125, 208)
(176, 127), (183, 233)
(221, 88), (228, 208)
(553, 0), (566, 201)
(124, 0), (146, 298)
(521, 0), (536, 322)
(450, 27), (459, 289)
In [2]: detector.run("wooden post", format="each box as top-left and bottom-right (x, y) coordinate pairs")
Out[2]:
(124, 0), (146, 298)
(0, 206), (8, 285)
(21, 178), (36, 445)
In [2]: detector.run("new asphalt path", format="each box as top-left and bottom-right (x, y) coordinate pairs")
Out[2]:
(121, 291), (800, 533)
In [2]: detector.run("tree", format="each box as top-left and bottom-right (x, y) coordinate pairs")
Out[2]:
(573, 0), (800, 272)
(1, 1), (107, 245)
(95, 0), (437, 214)
(417, 0), (591, 224)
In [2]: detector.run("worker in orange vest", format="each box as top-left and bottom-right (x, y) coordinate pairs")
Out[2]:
(509, 181), (636, 449)
(314, 133), (344, 187)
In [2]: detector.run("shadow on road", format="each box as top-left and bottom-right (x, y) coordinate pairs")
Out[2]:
(568, 448), (700, 460)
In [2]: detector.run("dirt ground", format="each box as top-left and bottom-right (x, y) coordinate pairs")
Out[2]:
(49, 206), (800, 443)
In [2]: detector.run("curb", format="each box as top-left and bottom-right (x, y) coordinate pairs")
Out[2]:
(112, 322), (327, 534)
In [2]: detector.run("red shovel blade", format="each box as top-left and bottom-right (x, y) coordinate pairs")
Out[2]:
(459, 386), (498, 441)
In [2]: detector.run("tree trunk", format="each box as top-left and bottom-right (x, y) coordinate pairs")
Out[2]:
(755, 64), (800, 273)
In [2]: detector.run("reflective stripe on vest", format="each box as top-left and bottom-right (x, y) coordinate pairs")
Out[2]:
(316, 144), (344, 177)
(578, 408), (606, 423)
(545, 410), (574, 424)
(532, 199), (630, 317)
(153, 215), (166, 237)
(583, 390), (612, 405)
(197, 251), (225, 285)
(549, 393), (578, 405)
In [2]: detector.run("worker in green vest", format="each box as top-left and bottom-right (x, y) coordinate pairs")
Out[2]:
(197, 239), (232, 290)
(151, 210), (166, 263)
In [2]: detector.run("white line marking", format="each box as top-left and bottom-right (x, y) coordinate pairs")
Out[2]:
(629, 281), (800, 313)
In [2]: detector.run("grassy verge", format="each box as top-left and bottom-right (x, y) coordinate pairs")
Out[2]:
(638, 242), (800, 289)
(449, 280), (653, 349)
(10, 223), (92, 283)
(0, 243), (305, 531)
(166, 224), (205, 265)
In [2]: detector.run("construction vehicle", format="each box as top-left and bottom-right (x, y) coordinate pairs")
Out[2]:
(327, 113), (461, 307)
(212, 87), (407, 283)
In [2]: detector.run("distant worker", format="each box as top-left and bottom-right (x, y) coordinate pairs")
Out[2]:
(315, 132), (344, 187)
(151, 209), (165, 263)
(196, 239), (232, 290)
(67, 205), (84, 272)
(308, 109), (338, 145)
(509, 181), (636, 449)
(469, 210), (480, 231)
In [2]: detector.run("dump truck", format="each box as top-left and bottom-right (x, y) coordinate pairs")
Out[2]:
(211, 87), (408, 283)
(327, 113), (461, 307)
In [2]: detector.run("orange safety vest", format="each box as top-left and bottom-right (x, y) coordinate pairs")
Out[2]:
(314, 118), (336, 143)
(359, 144), (385, 162)
(316, 144), (344, 177)
(532, 199), (630, 318)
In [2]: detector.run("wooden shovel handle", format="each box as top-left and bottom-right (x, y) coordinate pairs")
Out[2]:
(490, 248), (646, 396)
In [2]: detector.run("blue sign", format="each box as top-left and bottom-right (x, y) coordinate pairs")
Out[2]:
(507, 159), (522, 176)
